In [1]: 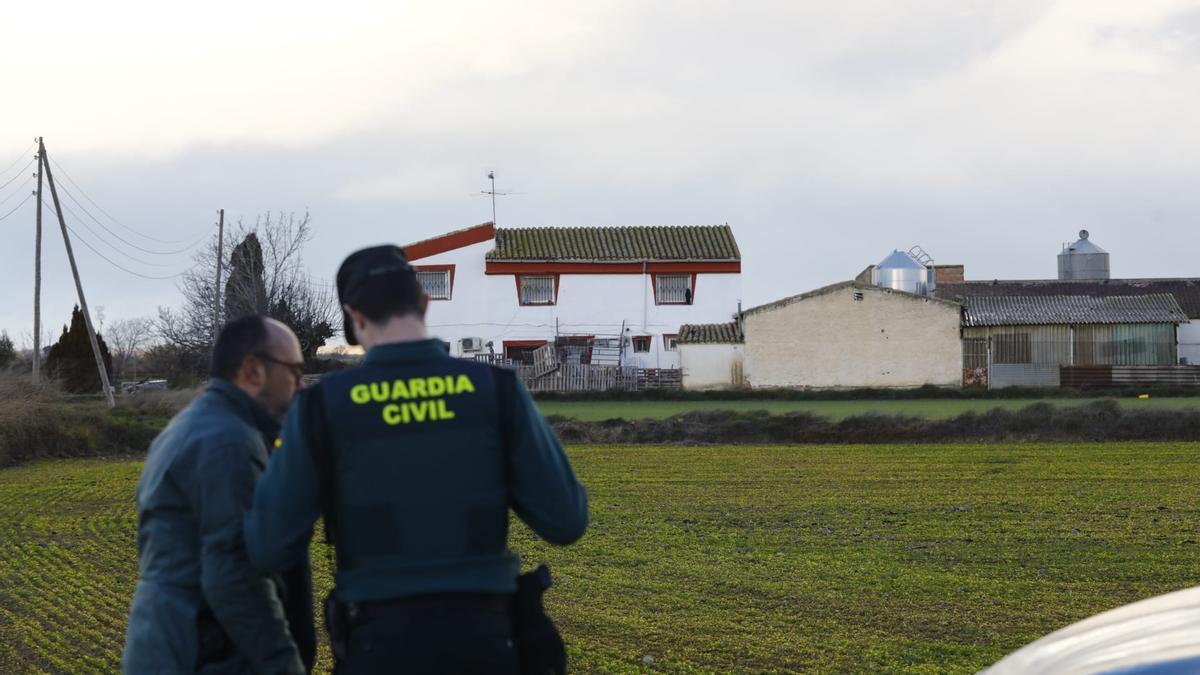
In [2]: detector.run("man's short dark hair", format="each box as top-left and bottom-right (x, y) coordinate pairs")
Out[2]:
(345, 272), (426, 325)
(211, 315), (269, 380)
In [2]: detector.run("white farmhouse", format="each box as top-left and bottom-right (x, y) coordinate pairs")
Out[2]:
(403, 222), (742, 369)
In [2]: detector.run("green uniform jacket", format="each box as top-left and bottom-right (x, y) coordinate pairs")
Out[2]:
(123, 379), (306, 675)
(244, 339), (588, 602)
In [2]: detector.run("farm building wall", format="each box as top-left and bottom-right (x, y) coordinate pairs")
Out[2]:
(961, 323), (1182, 387)
(742, 284), (962, 389)
(1180, 320), (1200, 365)
(679, 343), (744, 389)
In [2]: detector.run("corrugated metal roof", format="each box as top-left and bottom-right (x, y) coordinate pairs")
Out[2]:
(678, 322), (743, 344)
(936, 279), (1200, 319)
(961, 293), (1188, 327)
(486, 225), (740, 261)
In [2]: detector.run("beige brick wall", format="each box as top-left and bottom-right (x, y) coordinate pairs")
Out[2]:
(743, 285), (962, 389)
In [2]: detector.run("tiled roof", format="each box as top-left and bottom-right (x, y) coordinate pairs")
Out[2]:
(936, 279), (1200, 319)
(961, 293), (1188, 327)
(486, 225), (740, 261)
(678, 322), (743, 344)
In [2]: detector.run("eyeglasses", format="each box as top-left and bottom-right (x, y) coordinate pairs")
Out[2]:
(254, 353), (305, 381)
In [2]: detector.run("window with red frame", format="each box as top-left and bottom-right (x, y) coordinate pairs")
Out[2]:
(415, 268), (452, 300)
(519, 275), (557, 305)
(655, 274), (692, 305)
(663, 334), (679, 351)
(631, 335), (651, 353)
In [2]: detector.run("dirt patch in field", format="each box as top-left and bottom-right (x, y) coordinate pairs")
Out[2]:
(548, 400), (1200, 444)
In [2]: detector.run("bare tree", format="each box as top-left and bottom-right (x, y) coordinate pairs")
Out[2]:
(157, 211), (337, 372)
(107, 316), (154, 381)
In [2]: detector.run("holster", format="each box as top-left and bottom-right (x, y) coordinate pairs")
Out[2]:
(194, 607), (235, 670)
(511, 565), (567, 675)
(324, 592), (357, 669)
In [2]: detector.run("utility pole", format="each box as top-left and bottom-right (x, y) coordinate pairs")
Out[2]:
(32, 138), (42, 384)
(39, 139), (115, 407)
(213, 208), (224, 341)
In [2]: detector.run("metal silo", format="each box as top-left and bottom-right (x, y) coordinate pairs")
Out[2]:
(1058, 230), (1110, 280)
(872, 249), (935, 295)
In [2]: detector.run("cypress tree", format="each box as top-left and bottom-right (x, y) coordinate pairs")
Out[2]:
(45, 306), (114, 393)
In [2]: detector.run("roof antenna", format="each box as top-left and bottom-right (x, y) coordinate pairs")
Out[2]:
(479, 170), (523, 226)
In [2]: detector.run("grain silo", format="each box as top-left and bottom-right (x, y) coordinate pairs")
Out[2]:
(1057, 230), (1110, 280)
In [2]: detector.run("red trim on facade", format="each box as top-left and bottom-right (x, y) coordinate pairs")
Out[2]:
(663, 333), (679, 351)
(413, 264), (456, 301)
(484, 261), (740, 275)
(502, 340), (547, 363)
(514, 273), (560, 306)
(631, 335), (652, 353)
(503, 340), (547, 349)
(651, 272), (698, 305)
(403, 223), (495, 261)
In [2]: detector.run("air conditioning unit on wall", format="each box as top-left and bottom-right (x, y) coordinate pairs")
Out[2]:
(460, 337), (484, 353)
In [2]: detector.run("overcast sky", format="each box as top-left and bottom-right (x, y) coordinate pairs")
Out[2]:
(2, 0), (1198, 345)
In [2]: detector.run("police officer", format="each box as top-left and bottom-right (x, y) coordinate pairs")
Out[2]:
(245, 245), (588, 674)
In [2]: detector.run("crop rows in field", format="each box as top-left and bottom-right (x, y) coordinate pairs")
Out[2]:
(2, 444), (1200, 673)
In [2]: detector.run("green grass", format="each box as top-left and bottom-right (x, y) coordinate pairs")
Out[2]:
(2, 444), (1200, 673)
(537, 397), (1200, 421)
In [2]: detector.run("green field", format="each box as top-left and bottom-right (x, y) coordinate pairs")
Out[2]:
(537, 397), (1200, 421)
(2, 443), (1199, 673)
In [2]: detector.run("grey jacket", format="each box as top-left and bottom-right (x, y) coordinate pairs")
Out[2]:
(122, 379), (304, 675)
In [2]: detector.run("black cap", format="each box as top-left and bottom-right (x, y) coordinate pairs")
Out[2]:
(336, 245), (414, 345)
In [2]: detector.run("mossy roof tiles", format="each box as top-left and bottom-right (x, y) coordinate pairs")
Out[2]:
(487, 225), (740, 261)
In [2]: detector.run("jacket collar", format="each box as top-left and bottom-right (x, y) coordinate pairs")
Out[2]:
(363, 339), (450, 365)
(207, 378), (281, 439)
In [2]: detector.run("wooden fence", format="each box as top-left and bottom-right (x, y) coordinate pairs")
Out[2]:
(512, 363), (682, 393)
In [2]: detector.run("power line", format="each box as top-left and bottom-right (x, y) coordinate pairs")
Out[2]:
(0, 192), (33, 222)
(0, 142), (35, 180)
(0, 157), (35, 193)
(0, 175), (33, 207)
(49, 156), (207, 245)
(54, 178), (210, 256)
(49, 197), (178, 267)
(39, 196), (191, 280)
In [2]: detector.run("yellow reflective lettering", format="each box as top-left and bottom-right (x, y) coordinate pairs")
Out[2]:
(382, 404), (403, 425)
(436, 399), (456, 419)
(427, 376), (446, 397)
(369, 381), (389, 402)
(409, 400), (430, 422)
(455, 375), (475, 394)
(350, 384), (370, 404)
(391, 379), (410, 400)
(408, 378), (428, 399)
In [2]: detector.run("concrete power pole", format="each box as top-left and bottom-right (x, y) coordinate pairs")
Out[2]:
(39, 139), (115, 407)
(213, 208), (224, 341)
(32, 138), (43, 384)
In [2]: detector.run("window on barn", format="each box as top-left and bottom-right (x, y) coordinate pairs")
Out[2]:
(415, 269), (452, 300)
(962, 338), (988, 370)
(656, 275), (692, 304)
(631, 336), (651, 353)
(992, 333), (1032, 364)
(519, 275), (556, 305)
(663, 334), (679, 351)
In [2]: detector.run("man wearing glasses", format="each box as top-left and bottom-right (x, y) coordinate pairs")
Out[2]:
(123, 315), (313, 675)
